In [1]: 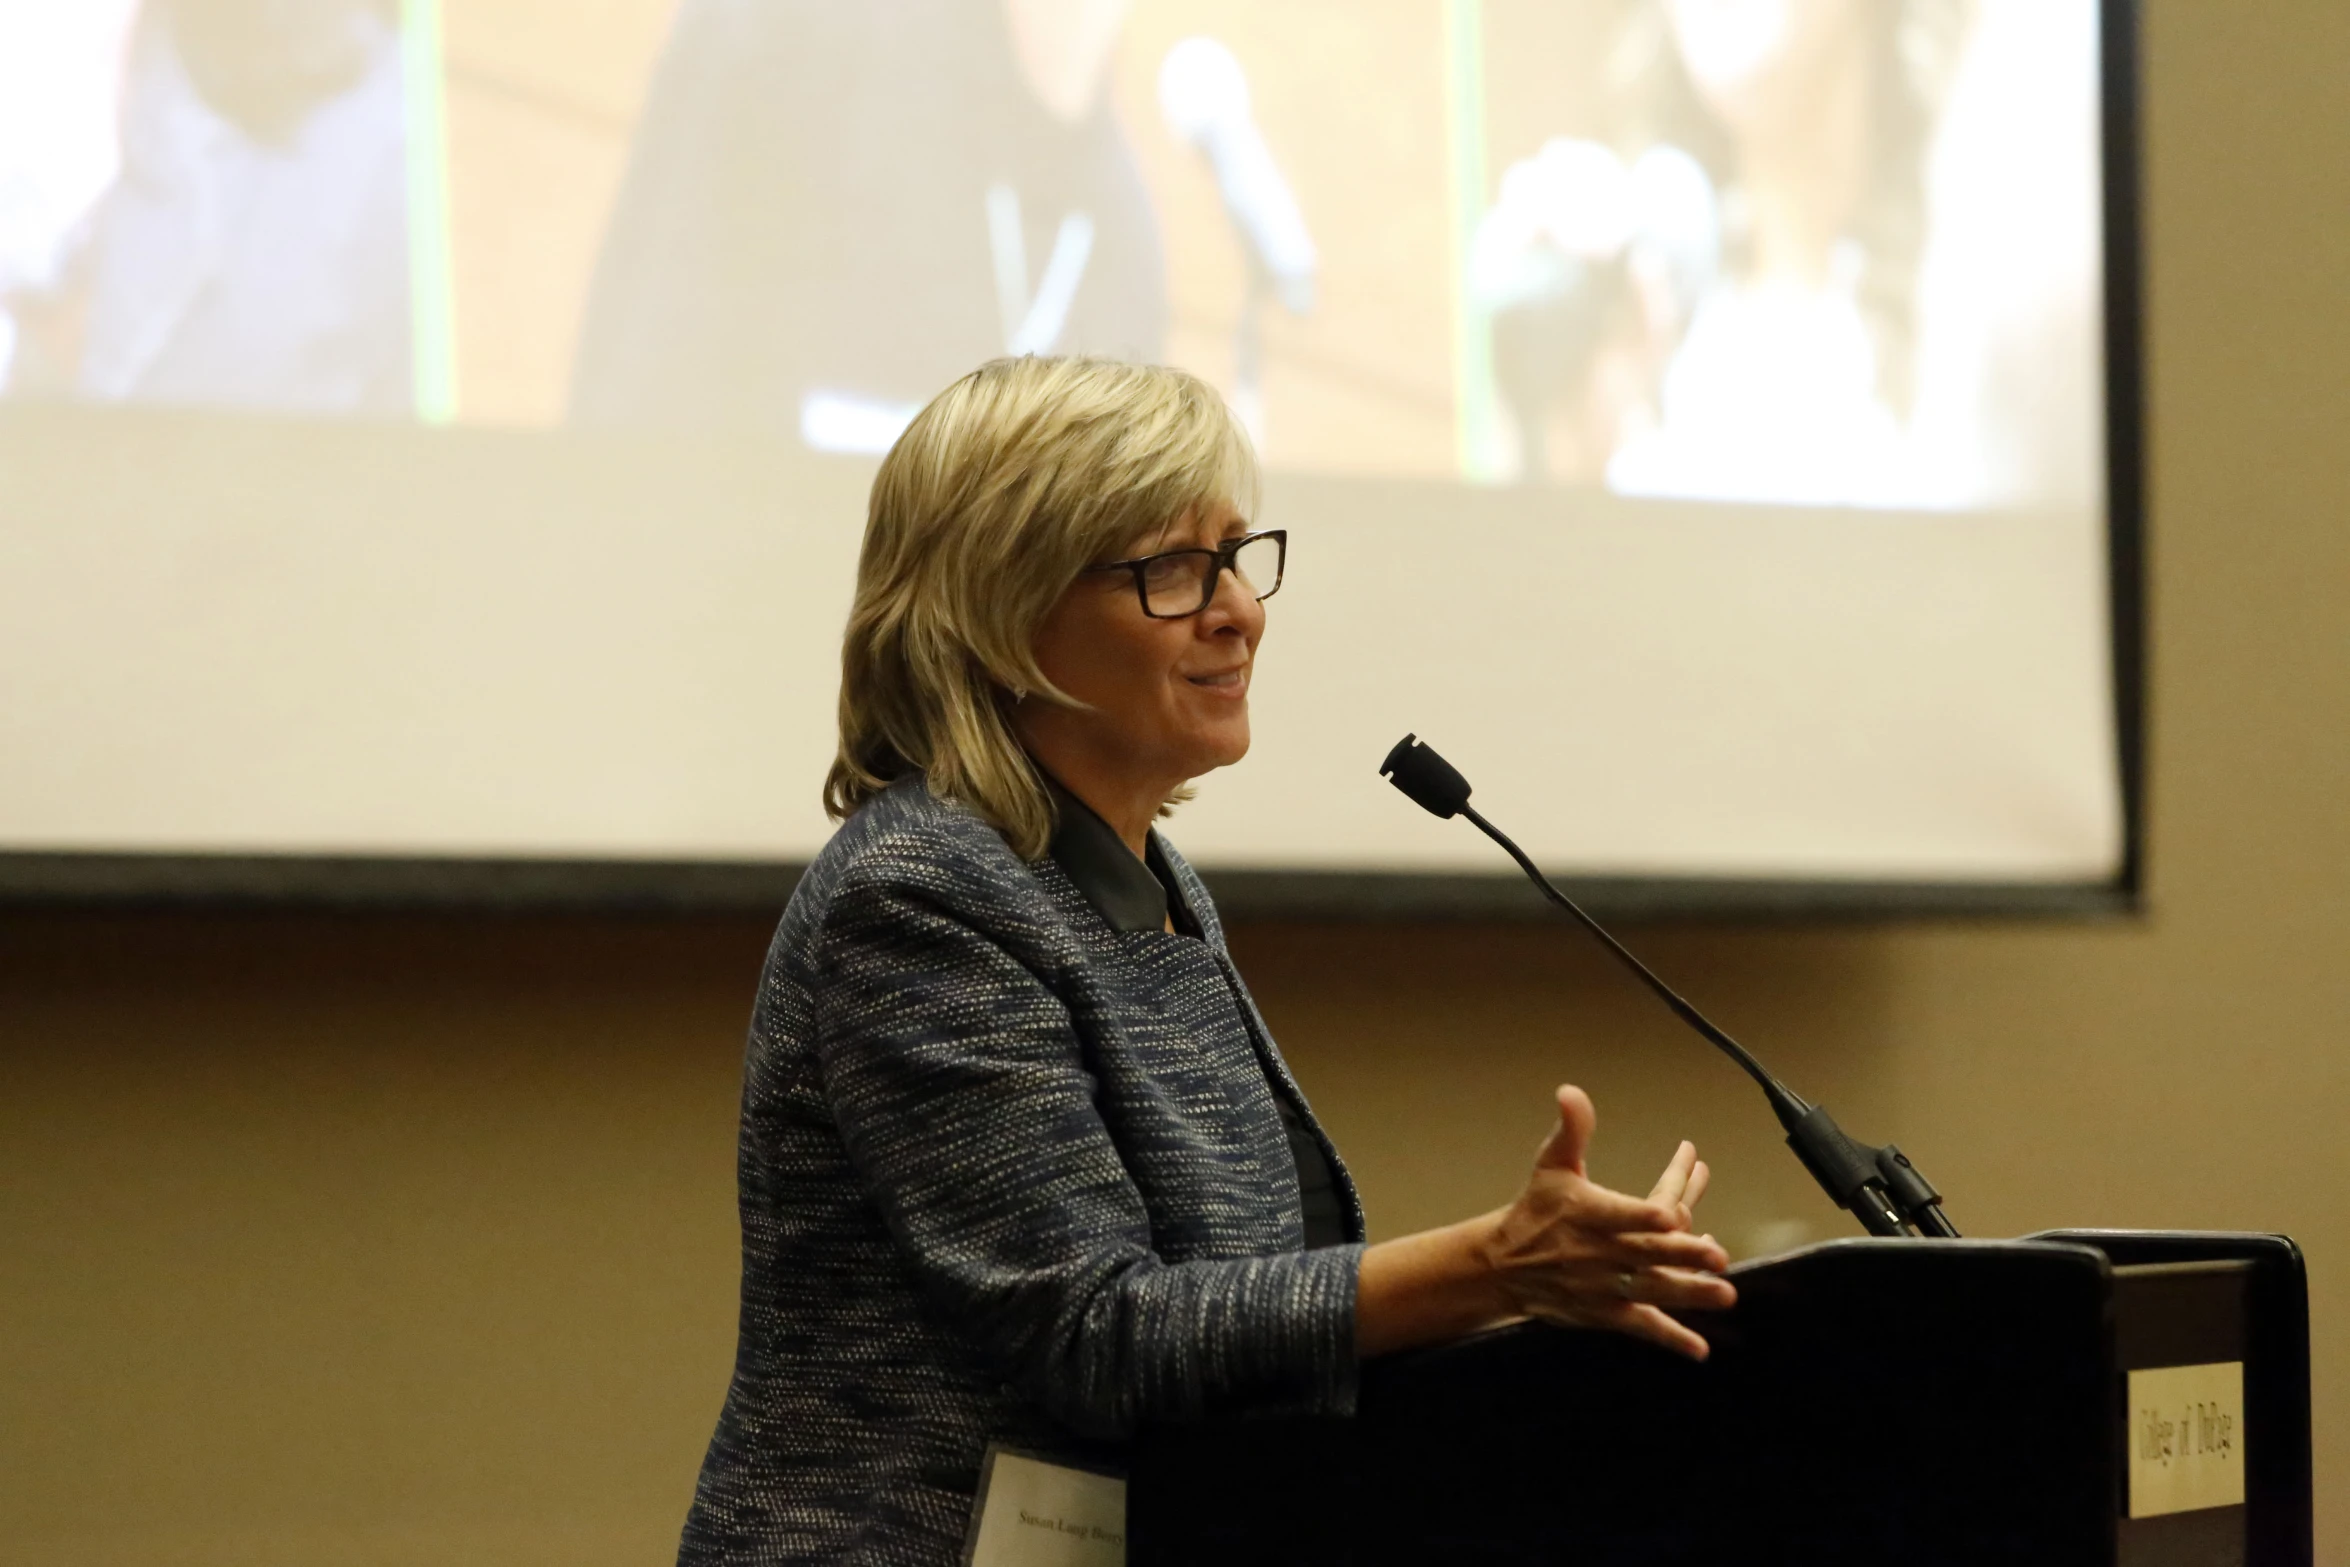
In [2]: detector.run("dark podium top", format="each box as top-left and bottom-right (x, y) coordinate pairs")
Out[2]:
(1131, 1230), (2310, 1567)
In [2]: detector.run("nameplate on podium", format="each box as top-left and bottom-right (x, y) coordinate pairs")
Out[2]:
(2128, 1360), (2246, 1519)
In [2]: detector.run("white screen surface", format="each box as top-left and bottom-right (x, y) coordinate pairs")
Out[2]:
(0, 0), (2123, 889)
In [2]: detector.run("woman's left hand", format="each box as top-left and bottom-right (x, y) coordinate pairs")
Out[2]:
(1356, 1090), (1734, 1361)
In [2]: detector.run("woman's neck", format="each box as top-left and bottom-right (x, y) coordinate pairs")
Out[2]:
(1035, 754), (1171, 860)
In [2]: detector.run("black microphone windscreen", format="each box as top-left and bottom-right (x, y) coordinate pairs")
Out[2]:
(1381, 734), (1473, 819)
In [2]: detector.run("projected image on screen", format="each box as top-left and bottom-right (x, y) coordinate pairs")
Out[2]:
(0, 0), (418, 415)
(0, 0), (2129, 900)
(560, 0), (1464, 475)
(1469, 0), (2099, 508)
(0, 0), (2099, 509)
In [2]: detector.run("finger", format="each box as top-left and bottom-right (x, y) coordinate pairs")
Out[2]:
(1683, 1159), (1712, 1213)
(1624, 1266), (1739, 1313)
(1645, 1140), (1697, 1211)
(1612, 1228), (1732, 1273)
(1613, 1229), (1731, 1273)
(1554, 1177), (1685, 1235)
(1533, 1084), (1597, 1175)
(1614, 1302), (1715, 1363)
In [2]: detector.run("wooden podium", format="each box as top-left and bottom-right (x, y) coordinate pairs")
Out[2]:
(1129, 1231), (2310, 1566)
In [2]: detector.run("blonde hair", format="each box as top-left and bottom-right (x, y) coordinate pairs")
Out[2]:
(823, 357), (1260, 859)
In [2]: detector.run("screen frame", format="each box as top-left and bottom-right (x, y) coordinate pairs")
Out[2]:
(0, 0), (2148, 924)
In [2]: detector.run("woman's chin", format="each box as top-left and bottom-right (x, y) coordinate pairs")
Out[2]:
(1188, 723), (1251, 776)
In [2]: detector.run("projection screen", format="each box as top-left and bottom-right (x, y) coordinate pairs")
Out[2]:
(0, 0), (2142, 916)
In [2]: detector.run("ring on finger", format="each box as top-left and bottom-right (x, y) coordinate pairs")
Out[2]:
(1615, 1268), (1638, 1301)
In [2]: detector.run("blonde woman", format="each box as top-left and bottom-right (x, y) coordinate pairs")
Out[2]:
(678, 357), (1733, 1566)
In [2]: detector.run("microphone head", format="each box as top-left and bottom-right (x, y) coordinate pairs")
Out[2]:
(1158, 36), (1250, 146)
(1381, 734), (1473, 819)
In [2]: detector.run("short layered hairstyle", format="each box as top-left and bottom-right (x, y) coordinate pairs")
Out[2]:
(824, 357), (1260, 860)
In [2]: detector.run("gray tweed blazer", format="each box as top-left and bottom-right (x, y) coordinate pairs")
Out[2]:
(677, 777), (1366, 1566)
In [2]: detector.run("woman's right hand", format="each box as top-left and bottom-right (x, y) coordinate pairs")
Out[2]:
(1474, 1085), (1736, 1361)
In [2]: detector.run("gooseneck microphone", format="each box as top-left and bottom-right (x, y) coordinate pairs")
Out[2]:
(1381, 734), (1958, 1241)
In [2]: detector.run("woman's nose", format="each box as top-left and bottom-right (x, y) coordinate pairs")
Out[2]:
(1200, 563), (1262, 633)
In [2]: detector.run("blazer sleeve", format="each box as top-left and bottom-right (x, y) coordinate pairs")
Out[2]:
(804, 843), (1363, 1440)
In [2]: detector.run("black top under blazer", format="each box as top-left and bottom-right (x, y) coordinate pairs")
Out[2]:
(677, 776), (1367, 1566)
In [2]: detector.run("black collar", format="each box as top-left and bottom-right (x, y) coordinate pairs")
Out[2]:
(1043, 776), (1194, 935)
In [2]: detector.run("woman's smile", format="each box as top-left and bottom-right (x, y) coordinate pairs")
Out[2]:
(1182, 664), (1249, 695)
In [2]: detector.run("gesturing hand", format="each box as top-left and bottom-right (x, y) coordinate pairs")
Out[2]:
(1478, 1085), (1736, 1361)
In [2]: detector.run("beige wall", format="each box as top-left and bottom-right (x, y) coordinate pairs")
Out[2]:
(3, 1), (2346, 1561)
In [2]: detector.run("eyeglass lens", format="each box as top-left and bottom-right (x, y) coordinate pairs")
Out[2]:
(1139, 534), (1284, 617)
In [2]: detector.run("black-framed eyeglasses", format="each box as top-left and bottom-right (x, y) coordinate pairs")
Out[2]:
(1086, 529), (1286, 620)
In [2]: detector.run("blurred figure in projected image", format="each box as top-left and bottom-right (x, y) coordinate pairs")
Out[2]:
(570, 0), (1169, 453)
(0, 0), (411, 415)
(1474, 0), (2099, 510)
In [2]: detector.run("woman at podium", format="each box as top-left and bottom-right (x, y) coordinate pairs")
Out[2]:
(676, 356), (1736, 1566)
